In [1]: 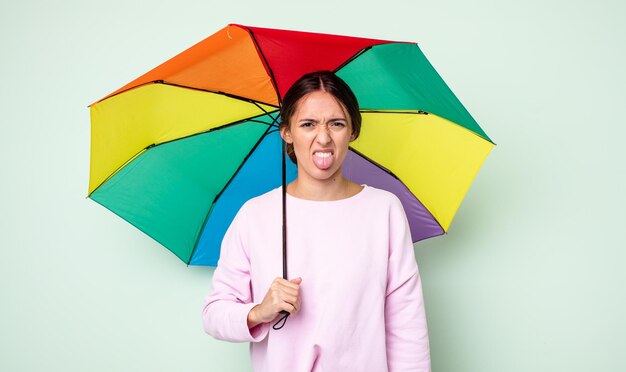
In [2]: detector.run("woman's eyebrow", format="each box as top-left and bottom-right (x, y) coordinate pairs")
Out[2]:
(296, 118), (318, 125)
(298, 117), (346, 122)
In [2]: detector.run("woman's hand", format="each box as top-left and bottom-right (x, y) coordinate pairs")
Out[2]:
(247, 277), (302, 328)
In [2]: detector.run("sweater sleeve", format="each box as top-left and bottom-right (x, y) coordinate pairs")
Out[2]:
(202, 205), (270, 343)
(385, 198), (431, 371)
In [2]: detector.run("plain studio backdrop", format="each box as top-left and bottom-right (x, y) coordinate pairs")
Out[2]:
(1, 0), (624, 371)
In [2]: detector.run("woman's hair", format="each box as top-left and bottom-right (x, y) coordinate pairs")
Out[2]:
(279, 70), (361, 164)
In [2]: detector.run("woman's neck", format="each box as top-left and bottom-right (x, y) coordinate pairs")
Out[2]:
(287, 174), (361, 201)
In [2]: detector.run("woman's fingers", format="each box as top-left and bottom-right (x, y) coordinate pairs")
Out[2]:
(278, 284), (299, 298)
(256, 277), (302, 321)
(277, 283), (300, 313)
(280, 299), (300, 315)
(281, 294), (299, 310)
(275, 277), (301, 292)
(271, 278), (301, 299)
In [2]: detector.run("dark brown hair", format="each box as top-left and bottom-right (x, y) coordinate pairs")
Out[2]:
(280, 70), (361, 164)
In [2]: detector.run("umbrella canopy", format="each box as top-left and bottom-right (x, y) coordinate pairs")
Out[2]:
(88, 24), (494, 266)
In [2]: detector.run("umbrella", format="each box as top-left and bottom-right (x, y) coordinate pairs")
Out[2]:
(88, 24), (494, 267)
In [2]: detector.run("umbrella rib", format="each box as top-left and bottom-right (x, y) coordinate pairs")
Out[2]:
(334, 42), (415, 74)
(211, 114), (279, 203)
(187, 112), (280, 265)
(241, 26), (283, 106)
(92, 80), (279, 108)
(250, 102), (280, 128)
(144, 113), (278, 150)
(90, 80), (156, 107)
(156, 80), (279, 108)
(360, 109), (496, 145)
(348, 147), (447, 238)
(348, 147), (398, 179)
(360, 109), (430, 115)
(88, 146), (148, 197)
(333, 46), (373, 73)
(91, 80), (279, 108)
(149, 111), (279, 149)
(88, 112), (278, 197)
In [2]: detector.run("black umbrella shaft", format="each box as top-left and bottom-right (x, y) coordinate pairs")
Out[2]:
(274, 139), (290, 330)
(282, 140), (287, 280)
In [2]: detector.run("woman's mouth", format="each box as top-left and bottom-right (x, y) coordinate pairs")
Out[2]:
(312, 151), (334, 170)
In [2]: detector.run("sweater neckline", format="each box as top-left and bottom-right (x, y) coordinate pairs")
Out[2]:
(284, 184), (368, 205)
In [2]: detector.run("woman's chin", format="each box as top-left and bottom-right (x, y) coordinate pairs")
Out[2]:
(301, 164), (343, 182)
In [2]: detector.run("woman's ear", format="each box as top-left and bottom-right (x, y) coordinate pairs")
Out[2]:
(280, 126), (293, 144)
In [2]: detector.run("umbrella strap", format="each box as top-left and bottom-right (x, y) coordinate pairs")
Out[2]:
(273, 312), (289, 330)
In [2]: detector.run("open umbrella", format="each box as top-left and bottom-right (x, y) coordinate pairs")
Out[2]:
(88, 24), (494, 267)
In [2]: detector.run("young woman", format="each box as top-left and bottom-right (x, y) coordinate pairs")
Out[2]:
(203, 71), (431, 371)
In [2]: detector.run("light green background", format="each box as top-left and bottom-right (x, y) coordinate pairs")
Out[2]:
(1, 0), (624, 371)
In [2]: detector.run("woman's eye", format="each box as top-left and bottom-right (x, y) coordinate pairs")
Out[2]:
(300, 122), (313, 127)
(332, 121), (346, 127)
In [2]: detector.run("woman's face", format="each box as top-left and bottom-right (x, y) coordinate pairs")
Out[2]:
(281, 90), (355, 183)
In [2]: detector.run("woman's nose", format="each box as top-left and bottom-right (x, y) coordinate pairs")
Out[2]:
(315, 125), (331, 144)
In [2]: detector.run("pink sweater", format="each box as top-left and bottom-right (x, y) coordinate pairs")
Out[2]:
(202, 185), (431, 371)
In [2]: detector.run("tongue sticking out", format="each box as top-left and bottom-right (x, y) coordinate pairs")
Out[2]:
(313, 152), (333, 170)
